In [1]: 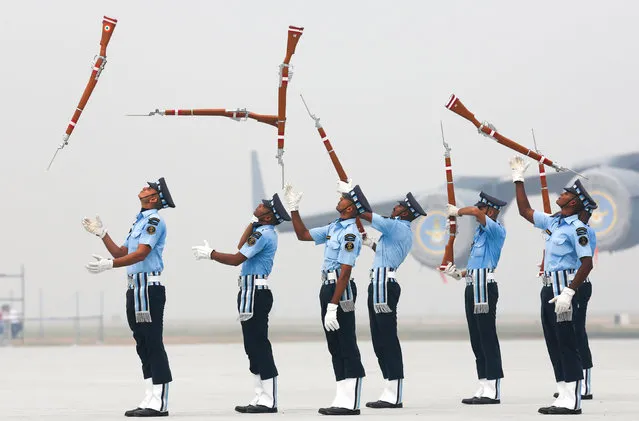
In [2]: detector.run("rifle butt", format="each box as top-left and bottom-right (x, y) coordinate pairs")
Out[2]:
(100, 16), (117, 49)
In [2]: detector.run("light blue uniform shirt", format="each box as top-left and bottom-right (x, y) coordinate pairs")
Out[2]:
(239, 224), (278, 276)
(123, 209), (166, 275)
(309, 218), (362, 271)
(466, 216), (506, 270)
(370, 213), (412, 269)
(533, 212), (593, 272)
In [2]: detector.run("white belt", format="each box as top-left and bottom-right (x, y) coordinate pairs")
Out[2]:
(369, 270), (397, 280)
(237, 275), (269, 288)
(465, 271), (496, 285)
(325, 272), (338, 281)
(127, 274), (163, 289)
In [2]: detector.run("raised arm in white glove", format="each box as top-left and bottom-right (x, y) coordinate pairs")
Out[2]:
(192, 240), (214, 260)
(336, 179), (353, 194)
(443, 262), (463, 280)
(509, 156), (531, 183)
(362, 236), (377, 249)
(446, 204), (460, 217)
(86, 254), (113, 274)
(324, 303), (340, 331)
(548, 287), (574, 314)
(82, 215), (107, 238)
(283, 183), (303, 212)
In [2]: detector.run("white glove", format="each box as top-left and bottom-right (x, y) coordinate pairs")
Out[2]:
(442, 262), (463, 280)
(446, 204), (460, 217)
(548, 287), (575, 314)
(250, 215), (259, 224)
(324, 303), (340, 331)
(336, 179), (353, 194)
(192, 240), (214, 260)
(509, 156), (531, 183)
(283, 183), (303, 212)
(362, 236), (377, 249)
(85, 254), (113, 274)
(82, 215), (107, 238)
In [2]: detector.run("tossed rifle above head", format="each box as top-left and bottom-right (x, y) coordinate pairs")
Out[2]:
(445, 94), (587, 179)
(300, 94), (368, 239)
(126, 26), (304, 188)
(47, 16), (118, 171)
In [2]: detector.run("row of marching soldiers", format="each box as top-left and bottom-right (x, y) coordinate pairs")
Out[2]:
(81, 154), (595, 416)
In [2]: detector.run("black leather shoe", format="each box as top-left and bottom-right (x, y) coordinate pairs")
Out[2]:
(473, 397), (500, 404)
(365, 400), (403, 409)
(538, 406), (555, 414)
(553, 392), (592, 400)
(461, 396), (499, 405)
(546, 406), (582, 415)
(131, 408), (168, 417)
(318, 406), (360, 415)
(235, 405), (250, 413)
(246, 405), (278, 413)
(124, 408), (143, 417)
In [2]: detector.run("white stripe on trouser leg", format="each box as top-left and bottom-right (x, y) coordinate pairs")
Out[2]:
(147, 383), (169, 412)
(250, 374), (262, 406)
(256, 377), (277, 408)
(332, 378), (362, 409)
(583, 368), (591, 395)
(138, 378), (153, 408)
(378, 379), (402, 404)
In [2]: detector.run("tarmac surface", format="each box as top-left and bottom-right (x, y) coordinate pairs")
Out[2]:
(0, 338), (636, 420)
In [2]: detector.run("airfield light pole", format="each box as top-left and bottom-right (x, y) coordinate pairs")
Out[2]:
(0, 265), (26, 345)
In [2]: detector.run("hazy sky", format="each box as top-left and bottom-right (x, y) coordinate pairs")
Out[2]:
(1, 0), (638, 324)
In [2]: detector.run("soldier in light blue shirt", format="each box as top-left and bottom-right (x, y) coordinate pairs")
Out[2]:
(192, 193), (290, 414)
(510, 157), (597, 415)
(443, 192), (507, 406)
(82, 177), (175, 417)
(357, 192), (427, 409)
(283, 182), (371, 416)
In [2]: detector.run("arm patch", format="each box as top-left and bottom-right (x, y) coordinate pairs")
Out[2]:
(344, 233), (356, 241)
(576, 227), (587, 236)
(578, 235), (589, 246)
(247, 231), (262, 246)
(148, 217), (160, 226)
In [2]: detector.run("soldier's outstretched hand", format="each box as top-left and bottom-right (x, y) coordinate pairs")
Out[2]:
(82, 215), (107, 238)
(336, 179), (353, 195)
(283, 183), (303, 212)
(192, 240), (214, 260)
(509, 156), (531, 183)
